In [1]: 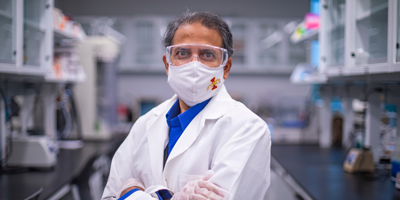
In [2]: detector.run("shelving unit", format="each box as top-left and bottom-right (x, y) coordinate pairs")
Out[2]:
(0, 0), (86, 165)
(309, 0), (400, 164)
(319, 0), (399, 78)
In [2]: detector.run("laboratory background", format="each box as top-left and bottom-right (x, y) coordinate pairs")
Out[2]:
(0, 0), (400, 199)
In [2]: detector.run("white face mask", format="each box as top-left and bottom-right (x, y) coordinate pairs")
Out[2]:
(167, 61), (225, 107)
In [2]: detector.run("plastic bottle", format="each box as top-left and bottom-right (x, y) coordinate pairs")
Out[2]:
(391, 142), (400, 179)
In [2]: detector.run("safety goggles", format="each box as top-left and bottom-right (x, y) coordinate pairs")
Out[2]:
(166, 43), (228, 68)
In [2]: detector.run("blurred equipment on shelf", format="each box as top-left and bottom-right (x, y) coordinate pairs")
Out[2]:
(7, 136), (57, 168)
(53, 7), (86, 40)
(50, 39), (86, 82)
(343, 147), (374, 173)
(74, 35), (123, 140)
(89, 17), (126, 44)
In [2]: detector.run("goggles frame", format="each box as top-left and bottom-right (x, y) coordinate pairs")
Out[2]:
(166, 43), (228, 68)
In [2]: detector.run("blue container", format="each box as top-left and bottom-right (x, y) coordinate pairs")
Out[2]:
(391, 161), (400, 179)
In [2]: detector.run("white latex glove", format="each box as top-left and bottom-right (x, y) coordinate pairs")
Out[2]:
(117, 178), (145, 198)
(172, 170), (229, 200)
(194, 180), (229, 200)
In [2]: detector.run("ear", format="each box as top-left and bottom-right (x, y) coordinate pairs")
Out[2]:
(223, 58), (232, 79)
(163, 54), (169, 76)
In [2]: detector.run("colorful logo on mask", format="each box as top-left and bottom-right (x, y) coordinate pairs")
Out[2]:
(207, 77), (221, 91)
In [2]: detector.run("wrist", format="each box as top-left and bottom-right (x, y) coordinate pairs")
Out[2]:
(120, 186), (144, 198)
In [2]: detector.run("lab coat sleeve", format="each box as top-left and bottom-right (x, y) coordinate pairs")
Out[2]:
(101, 117), (156, 200)
(122, 191), (158, 200)
(209, 120), (271, 200)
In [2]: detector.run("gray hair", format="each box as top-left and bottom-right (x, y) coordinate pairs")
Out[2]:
(163, 11), (234, 58)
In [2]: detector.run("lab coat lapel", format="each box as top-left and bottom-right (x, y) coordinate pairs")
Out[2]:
(166, 112), (204, 162)
(145, 96), (176, 183)
(166, 85), (233, 163)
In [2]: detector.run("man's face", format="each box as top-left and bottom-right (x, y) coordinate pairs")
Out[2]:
(163, 22), (232, 79)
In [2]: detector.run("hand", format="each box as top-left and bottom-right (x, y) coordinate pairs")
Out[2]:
(172, 170), (229, 200)
(193, 180), (229, 200)
(118, 178), (145, 198)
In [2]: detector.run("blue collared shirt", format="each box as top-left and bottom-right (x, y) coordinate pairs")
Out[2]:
(165, 98), (211, 155)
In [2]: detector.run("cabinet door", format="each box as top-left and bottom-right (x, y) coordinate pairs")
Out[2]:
(132, 19), (162, 68)
(354, 0), (388, 65)
(23, 0), (47, 67)
(288, 40), (308, 67)
(257, 23), (281, 69)
(322, 0), (346, 68)
(230, 22), (247, 68)
(396, 0), (400, 63)
(0, 0), (15, 64)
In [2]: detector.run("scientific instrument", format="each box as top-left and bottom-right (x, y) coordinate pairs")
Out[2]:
(7, 136), (58, 168)
(343, 148), (374, 173)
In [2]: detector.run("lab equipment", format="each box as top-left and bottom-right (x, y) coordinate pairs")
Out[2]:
(75, 37), (121, 140)
(396, 173), (400, 189)
(7, 136), (58, 168)
(343, 148), (374, 173)
(391, 142), (400, 179)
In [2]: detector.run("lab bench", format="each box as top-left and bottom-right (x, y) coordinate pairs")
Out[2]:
(271, 144), (400, 200)
(0, 134), (125, 200)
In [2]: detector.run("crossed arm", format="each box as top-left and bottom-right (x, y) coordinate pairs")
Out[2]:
(118, 170), (228, 200)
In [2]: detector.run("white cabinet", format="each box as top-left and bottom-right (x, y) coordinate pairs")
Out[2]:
(23, 0), (49, 68)
(0, 0), (85, 82)
(0, 0), (50, 76)
(108, 16), (306, 74)
(319, 0), (400, 77)
(320, 0), (346, 74)
(393, 0), (400, 71)
(0, 0), (14, 65)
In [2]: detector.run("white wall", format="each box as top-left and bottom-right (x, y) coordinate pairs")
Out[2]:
(56, 0), (310, 19)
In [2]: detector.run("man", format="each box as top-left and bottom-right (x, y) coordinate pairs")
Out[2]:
(102, 11), (271, 200)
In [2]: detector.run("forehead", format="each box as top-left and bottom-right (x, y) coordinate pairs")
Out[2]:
(172, 22), (223, 48)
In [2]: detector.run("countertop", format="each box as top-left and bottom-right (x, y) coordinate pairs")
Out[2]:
(272, 144), (400, 200)
(0, 134), (125, 200)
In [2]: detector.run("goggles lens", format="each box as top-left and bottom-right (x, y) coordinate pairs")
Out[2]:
(166, 44), (228, 68)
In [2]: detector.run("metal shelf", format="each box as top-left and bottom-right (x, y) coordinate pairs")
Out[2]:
(0, 63), (46, 76)
(54, 29), (84, 41)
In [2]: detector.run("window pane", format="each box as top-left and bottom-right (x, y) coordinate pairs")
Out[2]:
(258, 23), (280, 68)
(231, 23), (246, 65)
(134, 21), (156, 65)
(355, 0), (388, 64)
(397, 0), (400, 62)
(289, 41), (308, 66)
(23, 0), (46, 67)
(0, 0), (14, 64)
(325, 0), (345, 67)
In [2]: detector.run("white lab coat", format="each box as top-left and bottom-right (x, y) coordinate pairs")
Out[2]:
(102, 85), (271, 200)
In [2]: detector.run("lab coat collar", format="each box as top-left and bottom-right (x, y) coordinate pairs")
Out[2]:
(146, 84), (233, 185)
(164, 85), (233, 175)
(152, 84), (232, 120)
(201, 84), (233, 120)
